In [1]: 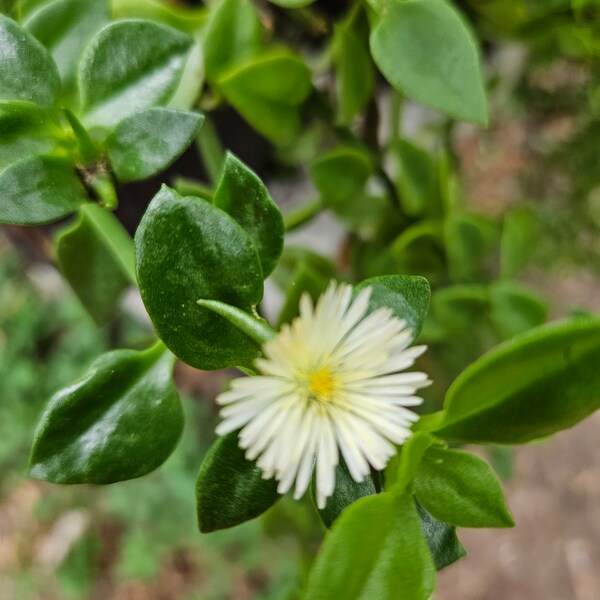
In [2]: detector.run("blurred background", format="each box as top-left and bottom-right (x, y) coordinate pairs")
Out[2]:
(1, 0), (600, 598)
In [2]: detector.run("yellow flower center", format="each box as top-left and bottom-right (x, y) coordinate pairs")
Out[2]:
(307, 367), (337, 402)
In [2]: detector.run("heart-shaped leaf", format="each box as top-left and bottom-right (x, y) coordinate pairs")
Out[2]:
(29, 344), (183, 484)
(135, 186), (264, 370)
(196, 431), (280, 532)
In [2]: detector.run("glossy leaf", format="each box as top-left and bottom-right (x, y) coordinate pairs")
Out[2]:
(370, 0), (488, 124)
(24, 0), (109, 94)
(0, 101), (61, 169)
(0, 15), (60, 107)
(304, 492), (436, 600)
(213, 152), (284, 277)
(0, 156), (86, 225)
(56, 203), (135, 324)
(430, 318), (600, 443)
(135, 186), (264, 370)
(415, 447), (514, 528)
(333, 22), (374, 125)
(218, 50), (312, 145)
(106, 108), (203, 182)
(196, 431), (281, 533)
(416, 502), (466, 571)
(203, 0), (263, 81)
(29, 344), (183, 484)
(80, 19), (192, 128)
(354, 275), (431, 342)
(314, 459), (376, 528)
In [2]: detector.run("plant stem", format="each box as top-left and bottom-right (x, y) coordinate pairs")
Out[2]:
(283, 198), (323, 231)
(196, 115), (224, 185)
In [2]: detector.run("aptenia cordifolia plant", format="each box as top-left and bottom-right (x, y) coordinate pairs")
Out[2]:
(1, 0), (599, 598)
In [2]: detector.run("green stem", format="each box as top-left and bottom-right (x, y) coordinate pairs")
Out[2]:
(196, 115), (224, 185)
(172, 176), (214, 201)
(283, 198), (323, 231)
(390, 90), (404, 147)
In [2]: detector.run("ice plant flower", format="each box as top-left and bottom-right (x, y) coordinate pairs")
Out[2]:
(215, 282), (431, 509)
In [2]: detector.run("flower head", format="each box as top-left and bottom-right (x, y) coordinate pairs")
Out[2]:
(215, 281), (430, 509)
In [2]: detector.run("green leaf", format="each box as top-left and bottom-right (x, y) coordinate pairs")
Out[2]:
(106, 108), (203, 182)
(80, 19), (192, 128)
(414, 447), (514, 528)
(24, 0), (109, 95)
(313, 459), (376, 528)
(203, 0), (263, 82)
(213, 152), (284, 277)
(416, 502), (466, 570)
(304, 492), (436, 600)
(333, 22), (374, 125)
(110, 0), (207, 32)
(0, 156), (86, 225)
(196, 431), (280, 532)
(391, 220), (445, 279)
(218, 50), (312, 145)
(310, 145), (373, 217)
(56, 203), (135, 324)
(432, 318), (600, 444)
(135, 186), (264, 370)
(444, 213), (497, 281)
(431, 284), (489, 331)
(0, 15), (60, 107)
(29, 344), (183, 484)
(370, 0), (488, 124)
(268, 0), (315, 7)
(0, 101), (62, 169)
(489, 281), (548, 339)
(394, 139), (440, 217)
(276, 261), (331, 326)
(500, 207), (539, 279)
(354, 275), (431, 342)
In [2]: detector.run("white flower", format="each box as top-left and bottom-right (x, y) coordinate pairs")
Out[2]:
(215, 281), (431, 509)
